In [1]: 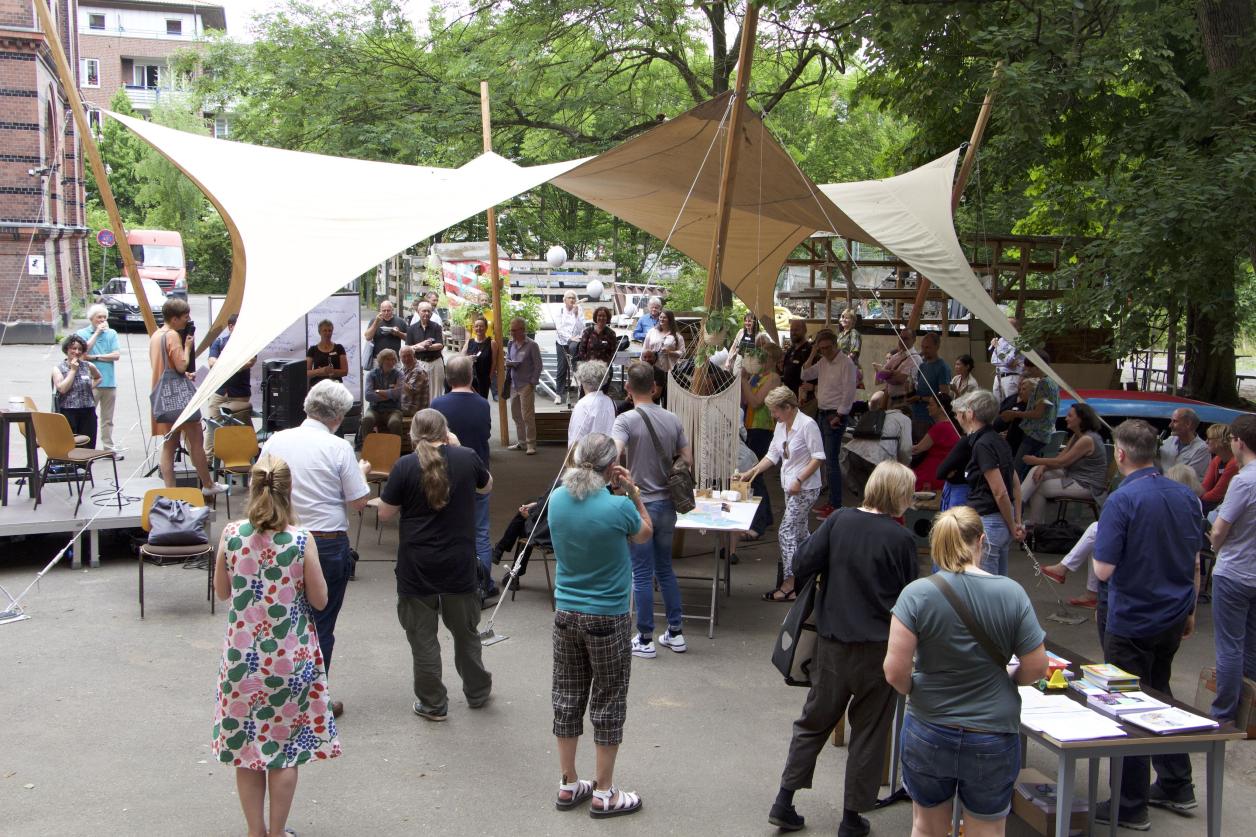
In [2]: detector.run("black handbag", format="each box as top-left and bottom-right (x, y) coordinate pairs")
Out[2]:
(635, 408), (696, 514)
(147, 497), (211, 546)
(772, 575), (819, 686)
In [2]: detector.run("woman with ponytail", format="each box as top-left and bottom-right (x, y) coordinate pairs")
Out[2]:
(373, 408), (493, 721)
(883, 506), (1048, 836)
(212, 455), (338, 837)
(546, 432), (653, 818)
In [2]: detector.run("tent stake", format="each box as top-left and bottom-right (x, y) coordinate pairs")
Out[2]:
(481, 81), (510, 445)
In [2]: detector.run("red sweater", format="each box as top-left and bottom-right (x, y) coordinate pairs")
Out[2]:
(1202, 455), (1240, 506)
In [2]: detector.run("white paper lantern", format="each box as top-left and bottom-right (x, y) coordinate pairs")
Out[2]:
(623, 302), (638, 318)
(425, 252), (441, 272)
(546, 245), (568, 269)
(586, 279), (604, 300)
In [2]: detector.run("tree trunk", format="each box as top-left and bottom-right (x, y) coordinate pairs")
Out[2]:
(1185, 293), (1239, 405)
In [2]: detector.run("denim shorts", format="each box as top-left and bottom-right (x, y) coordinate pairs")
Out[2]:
(900, 713), (1020, 820)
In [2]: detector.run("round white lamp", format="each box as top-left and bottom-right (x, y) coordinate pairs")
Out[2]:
(546, 245), (568, 269)
(586, 279), (604, 301)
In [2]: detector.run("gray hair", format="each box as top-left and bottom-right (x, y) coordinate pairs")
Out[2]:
(303, 379), (355, 424)
(648, 296), (663, 308)
(561, 433), (618, 501)
(1175, 408), (1201, 430)
(1165, 463), (1202, 495)
(953, 388), (999, 425)
(86, 303), (108, 320)
(1113, 418), (1159, 465)
(576, 360), (608, 393)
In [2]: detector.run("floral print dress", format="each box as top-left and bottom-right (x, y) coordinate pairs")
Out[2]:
(212, 522), (341, 770)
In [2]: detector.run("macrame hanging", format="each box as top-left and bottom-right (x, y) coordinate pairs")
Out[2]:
(667, 370), (740, 490)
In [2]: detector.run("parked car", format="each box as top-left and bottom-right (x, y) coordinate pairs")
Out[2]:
(95, 277), (167, 330)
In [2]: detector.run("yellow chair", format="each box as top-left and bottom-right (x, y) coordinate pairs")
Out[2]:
(213, 425), (259, 516)
(356, 432), (402, 548)
(138, 487), (214, 619)
(23, 396), (88, 447)
(29, 411), (120, 514)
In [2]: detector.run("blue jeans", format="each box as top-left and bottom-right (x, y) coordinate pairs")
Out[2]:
(900, 713), (1020, 820)
(474, 492), (494, 592)
(310, 532), (352, 672)
(818, 411), (845, 508)
(1014, 435), (1046, 481)
(630, 499), (681, 638)
(1212, 574), (1256, 721)
(979, 513), (1011, 576)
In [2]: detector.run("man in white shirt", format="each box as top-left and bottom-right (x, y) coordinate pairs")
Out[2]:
(840, 390), (913, 498)
(800, 329), (857, 516)
(553, 290), (584, 405)
(989, 318), (1025, 400)
(260, 380), (371, 718)
(1160, 407), (1210, 480)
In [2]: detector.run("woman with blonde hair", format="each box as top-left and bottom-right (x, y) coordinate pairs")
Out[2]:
(768, 460), (918, 834)
(884, 506), (1048, 837)
(1201, 423), (1238, 512)
(734, 386), (825, 602)
(374, 409), (493, 721)
(212, 455), (338, 837)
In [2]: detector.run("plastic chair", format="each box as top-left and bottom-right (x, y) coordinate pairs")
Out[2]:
(213, 425), (259, 516)
(29, 411), (120, 514)
(356, 432), (402, 547)
(138, 487), (214, 619)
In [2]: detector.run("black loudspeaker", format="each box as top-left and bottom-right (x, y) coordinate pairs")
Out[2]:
(263, 359), (307, 432)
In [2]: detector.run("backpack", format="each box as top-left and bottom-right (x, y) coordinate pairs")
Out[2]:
(850, 408), (887, 440)
(1030, 519), (1084, 554)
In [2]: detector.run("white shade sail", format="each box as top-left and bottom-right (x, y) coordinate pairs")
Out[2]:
(108, 111), (584, 429)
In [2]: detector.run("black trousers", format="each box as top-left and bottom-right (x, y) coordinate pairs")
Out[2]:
(779, 636), (895, 812)
(58, 406), (97, 449)
(1104, 618), (1194, 815)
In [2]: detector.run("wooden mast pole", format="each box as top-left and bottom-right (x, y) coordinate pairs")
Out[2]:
(481, 81), (510, 445)
(905, 61), (1003, 333)
(32, 0), (157, 334)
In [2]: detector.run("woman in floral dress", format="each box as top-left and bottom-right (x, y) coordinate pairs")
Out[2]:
(212, 455), (339, 837)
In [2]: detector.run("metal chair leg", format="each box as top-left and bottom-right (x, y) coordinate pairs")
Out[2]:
(139, 550), (145, 619)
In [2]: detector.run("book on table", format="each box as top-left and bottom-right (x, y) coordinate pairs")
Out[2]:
(1123, 706), (1220, 735)
(1087, 690), (1169, 718)
(1081, 663), (1140, 692)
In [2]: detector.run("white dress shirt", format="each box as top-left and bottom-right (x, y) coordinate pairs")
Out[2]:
(801, 352), (857, 414)
(555, 304), (584, 346)
(567, 391), (616, 448)
(766, 411), (826, 491)
(260, 418), (370, 532)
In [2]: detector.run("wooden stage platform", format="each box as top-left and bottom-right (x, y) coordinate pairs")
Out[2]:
(0, 476), (216, 569)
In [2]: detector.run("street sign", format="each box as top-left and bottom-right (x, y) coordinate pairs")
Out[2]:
(96, 229), (115, 248)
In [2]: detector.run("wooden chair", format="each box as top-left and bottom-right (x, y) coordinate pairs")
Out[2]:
(25, 396), (88, 447)
(138, 487), (214, 619)
(356, 432), (402, 548)
(213, 425), (259, 516)
(29, 411), (120, 514)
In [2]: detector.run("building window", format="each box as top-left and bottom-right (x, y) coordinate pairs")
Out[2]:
(87, 108), (104, 139)
(88, 12), (105, 30)
(81, 58), (100, 88)
(213, 115), (230, 139)
(133, 64), (161, 89)
(166, 19), (182, 35)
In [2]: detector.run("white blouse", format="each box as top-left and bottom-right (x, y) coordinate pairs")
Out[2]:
(567, 391), (616, 448)
(642, 327), (686, 372)
(767, 410), (826, 491)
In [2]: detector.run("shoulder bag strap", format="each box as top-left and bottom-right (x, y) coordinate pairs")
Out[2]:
(634, 407), (674, 474)
(927, 574), (1008, 669)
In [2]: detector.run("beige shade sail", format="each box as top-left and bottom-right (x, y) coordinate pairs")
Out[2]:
(551, 93), (876, 316)
(818, 151), (1082, 402)
(107, 112), (585, 430)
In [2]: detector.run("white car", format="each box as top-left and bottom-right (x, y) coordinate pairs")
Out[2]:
(95, 277), (167, 329)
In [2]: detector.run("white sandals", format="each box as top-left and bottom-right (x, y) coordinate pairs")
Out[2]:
(590, 785), (643, 819)
(555, 777), (595, 811)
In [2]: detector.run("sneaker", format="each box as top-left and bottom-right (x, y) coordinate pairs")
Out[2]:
(526, 446), (537, 455)
(768, 802), (805, 831)
(838, 814), (871, 837)
(1148, 782), (1198, 813)
(1094, 800), (1150, 831)
(631, 635), (656, 658)
(412, 701), (448, 721)
(554, 395), (564, 405)
(202, 482), (230, 496)
(658, 629), (687, 653)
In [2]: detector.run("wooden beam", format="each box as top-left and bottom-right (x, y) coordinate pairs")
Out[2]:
(481, 81), (510, 446)
(32, 0), (156, 334)
(906, 61), (1004, 332)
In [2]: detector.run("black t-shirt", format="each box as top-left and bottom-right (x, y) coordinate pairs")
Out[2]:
(935, 432), (974, 485)
(465, 337), (493, 386)
(382, 446), (490, 597)
(372, 316), (405, 359)
(405, 320), (444, 361)
(307, 343), (347, 375)
(965, 425), (1015, 516)
(781, 338), (812, 393)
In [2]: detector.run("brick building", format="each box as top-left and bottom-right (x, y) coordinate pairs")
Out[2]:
(0, 0), (89, 343)
(77, 0), (226, 136)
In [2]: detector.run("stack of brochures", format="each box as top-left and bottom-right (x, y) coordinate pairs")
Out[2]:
(1081, 663), (1140, 692)
(1122, 707), (1220, 734)
(1086, 690), (1169, 719)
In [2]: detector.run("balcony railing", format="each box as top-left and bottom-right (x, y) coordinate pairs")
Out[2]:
(123, 86), (197, 111)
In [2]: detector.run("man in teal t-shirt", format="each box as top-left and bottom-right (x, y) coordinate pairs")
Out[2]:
(78, 305), (122, 454)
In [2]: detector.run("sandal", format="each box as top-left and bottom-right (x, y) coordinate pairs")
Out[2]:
(556, 777), (595, 811)
(590, 786), (643, 819)
(741, 530), (762, 542)
(761, 588), (797, 603)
